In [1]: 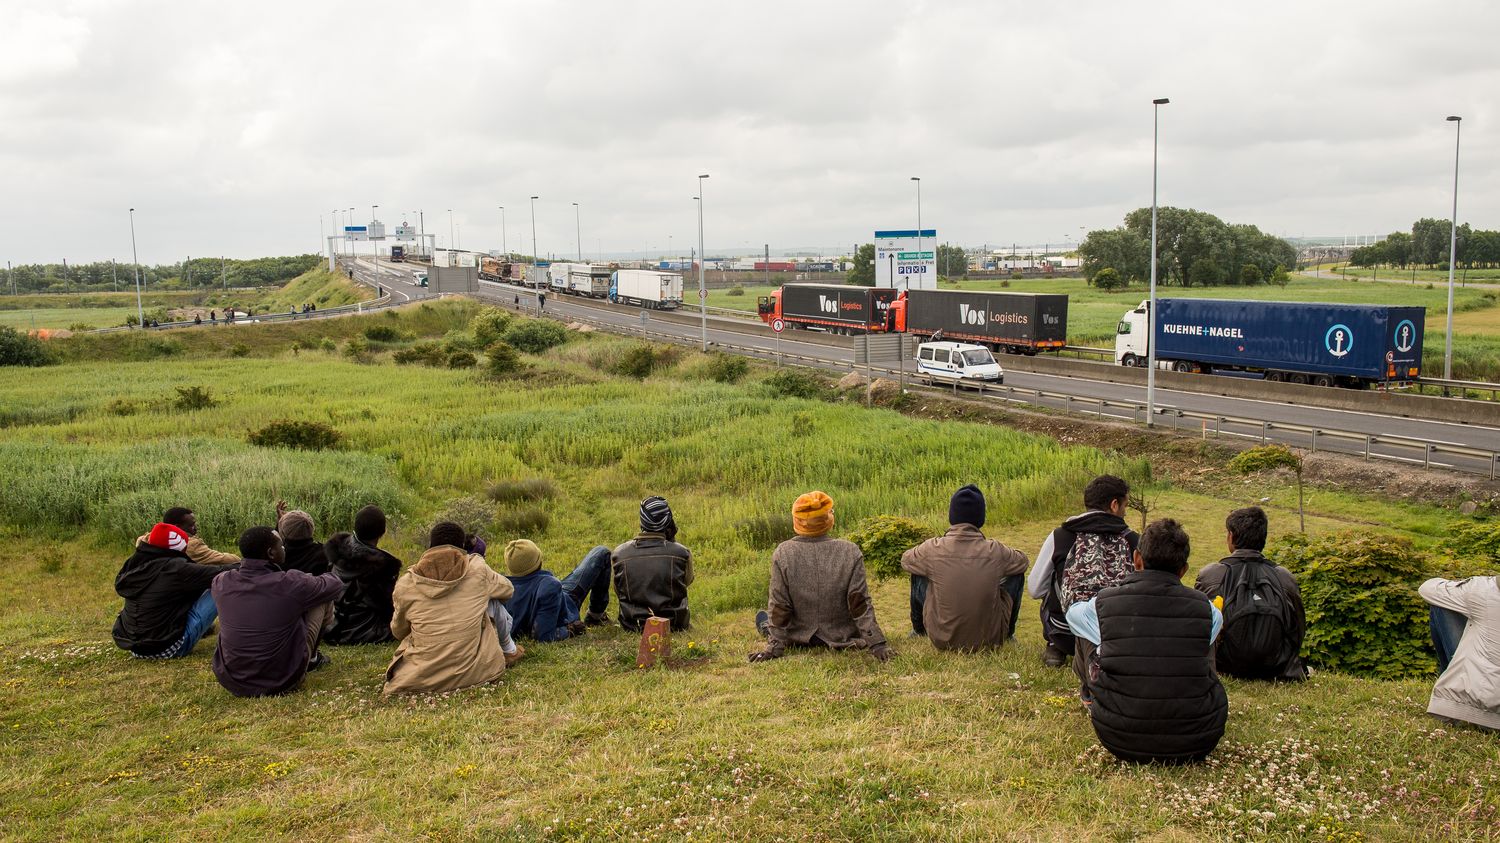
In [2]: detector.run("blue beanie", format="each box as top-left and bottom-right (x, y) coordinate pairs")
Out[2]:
(949, 484), (985, 528)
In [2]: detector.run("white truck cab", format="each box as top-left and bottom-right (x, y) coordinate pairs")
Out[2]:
(916, 341), (1004, 384)
(1114, 300), (1150, 367)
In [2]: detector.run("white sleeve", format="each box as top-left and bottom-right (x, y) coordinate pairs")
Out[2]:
(1419, 577), (1478, 616)
(1026, 533), (1057, 599)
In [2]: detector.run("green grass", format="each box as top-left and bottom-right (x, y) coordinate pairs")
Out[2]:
(1, 302), (1497, 840)
(0, 307), (143, 331)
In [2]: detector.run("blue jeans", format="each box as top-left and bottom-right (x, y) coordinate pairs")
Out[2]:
(560, 546), (612, 617)
(1430, 605), (1468, 673)
(910, 574), (1025, 638)
(145, 589), (217, 659)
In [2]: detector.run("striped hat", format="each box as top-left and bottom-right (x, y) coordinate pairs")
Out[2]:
(146, 523), (190, 552)
(640, 496), (676, 536)
(792, 491), (835, 537)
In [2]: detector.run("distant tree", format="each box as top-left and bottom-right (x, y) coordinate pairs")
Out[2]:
(1239, 263), (1264, 285)
(1270, 264), (1290, 287)
(1188, 257), (1223, 287)
(936, 243), (968, 277)
(846, 243), (875, 286)
(1411, 218), (1450, 266)
(1079, 228), (1148, 284)
(1092, 267), (1126, 291)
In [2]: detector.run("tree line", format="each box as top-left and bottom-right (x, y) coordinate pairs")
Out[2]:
(1079, 207), (1296, 290)
(1, 255), (321, 295)
(1349, 218), (1500, 270)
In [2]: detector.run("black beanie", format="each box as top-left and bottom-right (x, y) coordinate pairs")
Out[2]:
(354, 505), (387, 542)
(949, 484), (986, 528)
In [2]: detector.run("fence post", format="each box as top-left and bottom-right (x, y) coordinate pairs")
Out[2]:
(1492, 452), (1497, 481)
(1425, 444), (1433, 469)
(1064, 395), (1072, 415)
(1310, 429), (1318, 453)
(1364, 436), (1372, 461)
(1261, 421), (1269, 443)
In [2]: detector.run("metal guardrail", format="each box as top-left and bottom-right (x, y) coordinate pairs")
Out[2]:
(87, 277), (398, 334)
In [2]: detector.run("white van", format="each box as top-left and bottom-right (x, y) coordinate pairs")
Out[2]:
(916, 341), (1004, 384)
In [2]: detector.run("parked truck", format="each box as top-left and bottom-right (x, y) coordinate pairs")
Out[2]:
(1114, 298), (1425, 387)
(890, 289), (1068, 355)
(566, 265), (613, 298)
(523, 263), (549, 288)
(478, 256), (520, 282)
(756, 284), (899, 334)
(611, 270), (684, 309)
(548, 262), (583, 293)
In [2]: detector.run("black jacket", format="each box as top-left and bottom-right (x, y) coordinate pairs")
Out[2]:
(282, 538), (328, 576)
(322, 532), (401, 645)
(113, 542), (236, 655)
(611, 533), (694, 631)
(1089, 570), (1228, 764)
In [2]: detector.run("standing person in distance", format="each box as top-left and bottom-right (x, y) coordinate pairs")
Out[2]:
(1194, 506), (1307, 681)
(612, 496), (694, 631)
(323, 505), (403, 646)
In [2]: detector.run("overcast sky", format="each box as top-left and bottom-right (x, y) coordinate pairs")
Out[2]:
(2, 0), (1497, 264)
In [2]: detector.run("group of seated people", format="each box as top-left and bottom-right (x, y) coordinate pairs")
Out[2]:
(112, 477), (1499, 764)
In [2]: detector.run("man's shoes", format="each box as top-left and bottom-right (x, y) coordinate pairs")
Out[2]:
(1042, 643), (1069, 668)
(908, 629), (927, 639)
(308, 650), (331, 672)
(505, 645), (526, 667)
(754, 610), (770, 638)
(584, 611), (610, 627)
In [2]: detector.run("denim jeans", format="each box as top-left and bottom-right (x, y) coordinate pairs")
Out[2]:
(559, 546), (612, 617)
(487, 599), (518, 655)
(909, 574), (1025, 638)
(140, 589), (218, 659)
(1430, 605), (1468, 673)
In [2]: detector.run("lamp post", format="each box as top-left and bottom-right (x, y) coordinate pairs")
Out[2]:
(372, 205), (380, 288)
(347, 208), (354, 256)
(529, 197), (539, 265)
(697, 174), (709, 351)
(911, 176), (921, 290)
(447, 209), (454, 251)
(499, 206), (507, 259)
(128, 208), (144, 329)
(572, 202), (582, 262)
(1147, 97), (1170, 427)
(1445, 115), (1463, 381)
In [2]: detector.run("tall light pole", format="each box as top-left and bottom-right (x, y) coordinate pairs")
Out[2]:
(572, 202), (582, 262)
(697, 174), (709, 351)
(529, 197), (539, 265)
(128, 208), (144, 329)
(1444, 115), (1462, 381)
(447, 209), (455, 251)
(498, 206), (507, 259)
(1146, 97), (1170, 427)
(347, 208), (354, 256)
(372, 205), (380, 286)
(911, 176), (921, 290)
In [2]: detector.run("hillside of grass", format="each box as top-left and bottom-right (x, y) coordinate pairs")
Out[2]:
(1, 301), (1496, 840)
(249, 266), (372, 312)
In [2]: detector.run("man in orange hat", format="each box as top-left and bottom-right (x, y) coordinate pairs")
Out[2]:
(749, 491), (891, 663)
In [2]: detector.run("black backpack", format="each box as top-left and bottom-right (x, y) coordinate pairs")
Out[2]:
(1215, 559), (1299, 679)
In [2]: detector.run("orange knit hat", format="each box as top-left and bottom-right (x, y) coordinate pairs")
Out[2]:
(792, 491), (835, 537)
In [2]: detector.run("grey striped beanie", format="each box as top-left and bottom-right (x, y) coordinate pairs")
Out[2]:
(640, 496), (675, 536)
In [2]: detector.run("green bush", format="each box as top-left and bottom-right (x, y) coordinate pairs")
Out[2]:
(495, 506), (550, 537)
(503, 319), (570, 354)
(393, 341), (445, 366)
(470, 307), (513, 348)
(363, 324), (406, 343)
(1436, 520), (1500, 576)
(105, 398), (139, 417)
(0, 326), (57, 366)
(343, 337), (374, 364)
(317, 337), (337, 352)
(1229, 444), (1301, 474)
(703, 353), (749, 383)
(1092, 267), (1125, 291)
(229, 343), (251, 358)
(174, 385), (218, 411)
(484, 341), (526, 378)
(441, 330), (481, 353)
(424, 495), (497, 542)
(248, 419), (343, 451)
(726, 286), (746, 297)
(67, 322), (95, 332)
(761, 369), (830, 400)
(847, 515), (932, 580)
(611, 344), (662, 379)
(447, 350), (477, 369)
(487, 477), (559, 504)
(1268, 532), (1435, 679)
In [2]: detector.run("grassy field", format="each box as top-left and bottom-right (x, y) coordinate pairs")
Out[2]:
(1, 303), (1497, 840)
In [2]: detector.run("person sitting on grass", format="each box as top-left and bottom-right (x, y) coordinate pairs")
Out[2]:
(135, 507), (239, 566)
(1421, 574), (1500, 732)
(323, 505), (403, 645)
(1194, 506), (1307, 681)
(1066, 518), (1227, 765)
(384, 522), (520, 695)
(112, 521), (238, 660)
(503, 539), (613, 642)
(211, 527), (344, 697)
(275, 501), (328, 576)
(901, 484), (1028, 651)
(612, 496), (694, 632)
(749, 491), (891, 663)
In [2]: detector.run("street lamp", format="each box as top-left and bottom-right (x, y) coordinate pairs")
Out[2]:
(1147, 97), (1170, 427)
(128, 208), (143, 328)
(447, 209), (455, 252)
(911, 176), (921, 290)
(499, 206), (507, 259)
(529, 197), (539, 266)
(697, 174), (709, 351)
(1444, 115), (1463, 381)
(372, 205), (380, 287)
(572, 202), (582, 262)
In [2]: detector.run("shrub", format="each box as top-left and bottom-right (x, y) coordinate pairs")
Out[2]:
(762, 369), (830, 400)
(0, 326), (57, 366)
(140, 337), (184, 359)
(1436, 520), (1500, 576)
(393, 341), (445, 366)
(105, 398), (139, 417)
(703, 352), (749, 383)
(248, 419), (343, 451)
(1229, 444), (1300, 474)
(1268, 532), (1435, 679)
(735, 512), (795, 550)
(999, 278), (1011, 288)
(611, 344), (662, 379)
(447, 350), (477, 369)
(343, 337), (374, 364)
(174, 385), (218, 411)
(495, 506), (550, 536)
(424, 495), (497, 542)
(441, 330), (481, 353)
(229, 343), (251, 358)
(68, 322), (95, 332)
(726, 286), (746, 297)
(470, 307), (513, 348)
(487, 478), (559, 504)
(503, 319), (570, 354)
(484, 341), (527, 378)
(847, 515), (932, 580)
(1092, 267), (1125, 291)
(363, 324), (404, 342)
(318, 337), (337, 352)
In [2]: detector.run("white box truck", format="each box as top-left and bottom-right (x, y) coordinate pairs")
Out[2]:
(567, 265), (612, 298)
(610, 270), (684, 309)
(547, 262), (582, 293)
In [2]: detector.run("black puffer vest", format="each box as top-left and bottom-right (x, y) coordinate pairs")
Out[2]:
(1090, 569), (1228, 764)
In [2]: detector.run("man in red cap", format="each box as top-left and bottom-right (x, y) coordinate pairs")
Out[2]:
(113, 521), (237, 659)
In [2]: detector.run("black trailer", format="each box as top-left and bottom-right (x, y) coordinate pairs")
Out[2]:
(900, 289), (1068, 353)
(763, 284), (898, 334)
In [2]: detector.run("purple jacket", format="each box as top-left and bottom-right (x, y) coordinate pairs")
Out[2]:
(211, 558), (344, 697)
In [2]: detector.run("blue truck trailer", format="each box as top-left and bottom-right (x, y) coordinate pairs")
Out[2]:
(1114, 298), (1425, 387)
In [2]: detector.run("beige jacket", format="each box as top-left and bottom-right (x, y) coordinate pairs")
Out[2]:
(133, 534), (240, 566)
(384, 547), (515, 695)
(1420, 577), (1500, 730)
(901, 524), (1028, 651)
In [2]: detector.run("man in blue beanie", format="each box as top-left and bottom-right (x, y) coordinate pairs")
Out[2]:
(900, 484), (1029, 651)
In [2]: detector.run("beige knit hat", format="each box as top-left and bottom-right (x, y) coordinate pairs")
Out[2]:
(504, 539), (543, 577)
